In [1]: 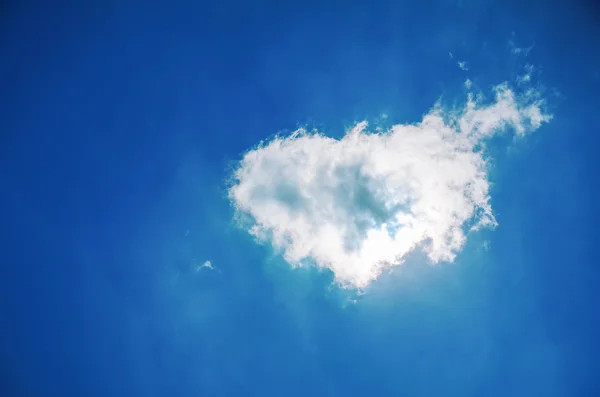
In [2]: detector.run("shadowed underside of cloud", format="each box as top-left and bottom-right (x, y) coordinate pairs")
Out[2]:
(228, 82), (551, 289)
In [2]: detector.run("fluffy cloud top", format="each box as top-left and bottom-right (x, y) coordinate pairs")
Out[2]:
(228, 83), (551, 289)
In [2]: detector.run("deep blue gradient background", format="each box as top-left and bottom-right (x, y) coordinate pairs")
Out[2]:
(2, 1), (599, 396)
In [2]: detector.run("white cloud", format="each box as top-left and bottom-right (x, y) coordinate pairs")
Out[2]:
(228, 82), (551, 289)
(517, 64), (535, 85)
(196, 260), (214, 272)
(508, 34), (534, 57)
(482, 240), (491, 251)
(457, 61), (469, 71)
(511, 44), (534, 56)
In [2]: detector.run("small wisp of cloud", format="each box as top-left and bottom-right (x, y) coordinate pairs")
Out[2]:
(509, 33), (535, 57)
(457, 61), (469, 71)
(195, 260), (215, 272)
(511, 44), (534, 56)
(517, 64), (535, 85)
(482, 240), (491, 251)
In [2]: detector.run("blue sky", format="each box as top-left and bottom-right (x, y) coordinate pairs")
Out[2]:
(2, 1), (600, 396)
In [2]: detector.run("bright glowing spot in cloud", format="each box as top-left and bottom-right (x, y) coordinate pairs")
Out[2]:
(228, 82), (551, 289)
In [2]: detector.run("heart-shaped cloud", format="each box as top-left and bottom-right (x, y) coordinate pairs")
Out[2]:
(228, 82), (551, 289)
